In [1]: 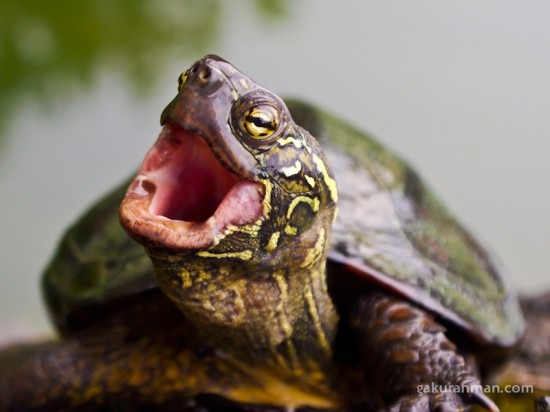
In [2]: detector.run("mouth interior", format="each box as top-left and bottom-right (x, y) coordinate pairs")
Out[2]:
(145, 126), (240, 222)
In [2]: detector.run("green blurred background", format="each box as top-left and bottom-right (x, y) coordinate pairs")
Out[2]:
(1, 0), (549, 341)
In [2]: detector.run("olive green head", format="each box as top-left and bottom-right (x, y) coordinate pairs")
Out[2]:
(120, 54), (338, 276)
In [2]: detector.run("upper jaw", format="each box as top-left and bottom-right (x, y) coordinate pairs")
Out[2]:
(119, 122), (265, 251)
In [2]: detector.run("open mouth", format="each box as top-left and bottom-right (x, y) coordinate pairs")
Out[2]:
(119, 123), (265, 250)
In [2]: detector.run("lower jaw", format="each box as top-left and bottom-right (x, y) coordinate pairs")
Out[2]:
(120, 178), (266, 251)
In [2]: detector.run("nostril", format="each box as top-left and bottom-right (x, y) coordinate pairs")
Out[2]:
(199, 67), (211, 81)
(188, 60), (212, 85)
(190, 62), (200, 74)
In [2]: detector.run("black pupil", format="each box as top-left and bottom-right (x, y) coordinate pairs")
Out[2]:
(247, 114), (274, 130)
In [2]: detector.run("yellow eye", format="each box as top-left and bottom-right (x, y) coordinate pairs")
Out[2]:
(242, 105), (279, 139)
(177, 69), (189, 92)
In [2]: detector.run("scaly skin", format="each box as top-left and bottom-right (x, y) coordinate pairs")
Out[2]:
(347, 290), (498, 411)
(152, 252), (338, 384)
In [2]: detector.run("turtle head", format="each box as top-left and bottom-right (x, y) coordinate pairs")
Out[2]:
(120, 55), (340, 366)
(120, 55), (338, 272)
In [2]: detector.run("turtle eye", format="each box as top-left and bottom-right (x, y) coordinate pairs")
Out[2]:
(177, 69), (189, 92)
(241, 105), (279, 139)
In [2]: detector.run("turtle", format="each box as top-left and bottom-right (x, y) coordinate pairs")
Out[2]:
(0, 55), (525, 412)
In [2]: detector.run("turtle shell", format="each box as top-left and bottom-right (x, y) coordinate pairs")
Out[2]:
(42, 178), (156, 333)
(43, 100), (524, 346)
(289, 100), (524, 347)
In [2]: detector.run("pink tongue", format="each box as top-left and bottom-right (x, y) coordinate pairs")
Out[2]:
(216, 180), (264, 227)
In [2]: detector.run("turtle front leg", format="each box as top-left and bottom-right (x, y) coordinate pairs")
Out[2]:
(0, 291), (250, 411)
(348, 291), (498, 412)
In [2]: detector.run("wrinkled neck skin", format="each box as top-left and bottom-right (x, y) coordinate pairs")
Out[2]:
(148, 224), (339, 386)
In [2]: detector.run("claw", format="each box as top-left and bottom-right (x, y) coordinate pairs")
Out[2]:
(388, 391), (499, 412)
(471, 391), (499, 412)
